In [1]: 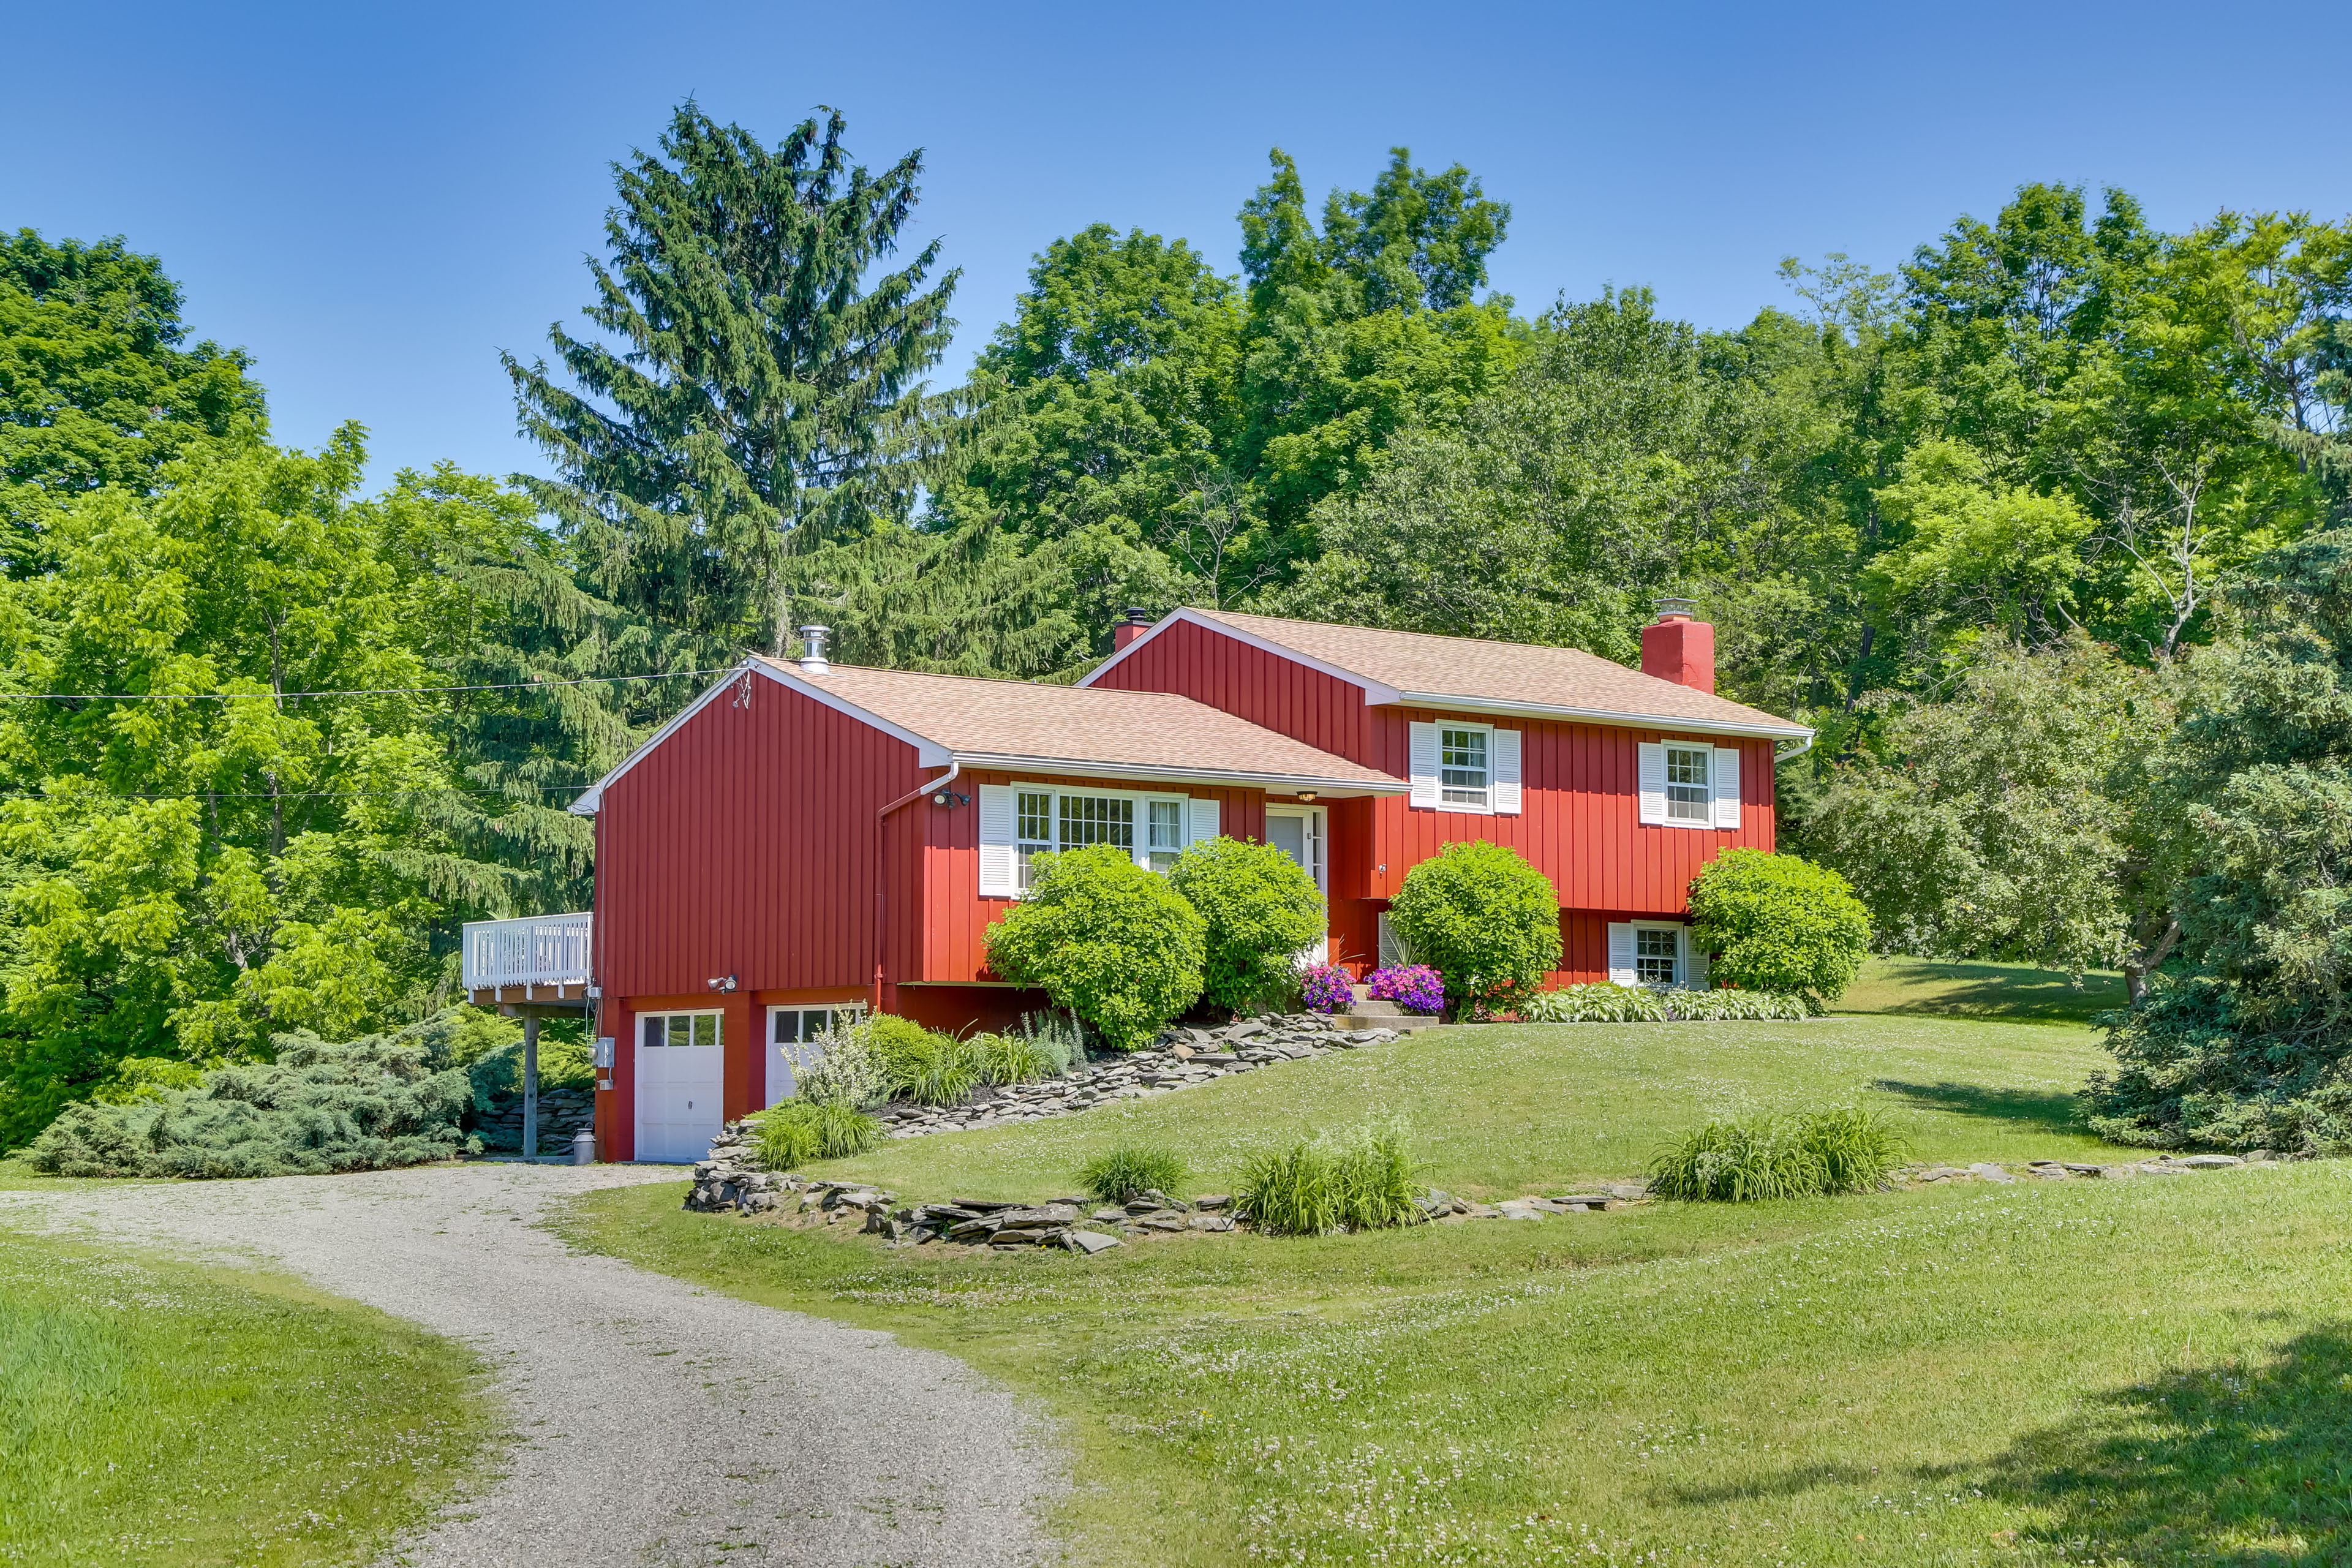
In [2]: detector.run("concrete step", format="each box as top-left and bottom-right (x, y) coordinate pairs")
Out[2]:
(1334, 1012), (1440, 1030)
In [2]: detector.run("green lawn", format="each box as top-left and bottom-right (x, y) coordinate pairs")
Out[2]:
(0, 1225), (491, 1568)
(804, 1012), (2115, 1204)
(560, 984), (2352, 1566)
(1837, 956), (2128, 1025)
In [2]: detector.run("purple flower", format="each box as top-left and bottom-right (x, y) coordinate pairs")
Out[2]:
(1300, 963), (1354, 1014)
(1368, 964), (1445, 1016)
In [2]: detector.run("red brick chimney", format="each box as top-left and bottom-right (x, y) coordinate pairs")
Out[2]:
(1112, 607), (1153, 651)
(1640, 597), (1714, 693)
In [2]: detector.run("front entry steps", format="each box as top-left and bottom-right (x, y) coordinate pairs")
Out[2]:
(1337, 983), (1439, 1031)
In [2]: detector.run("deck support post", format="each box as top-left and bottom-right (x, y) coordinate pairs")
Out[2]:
(522, 1014), (540, 1164)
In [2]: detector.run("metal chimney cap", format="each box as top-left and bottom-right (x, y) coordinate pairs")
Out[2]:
(1120, 606), (1152, 624)
(1653, 596), (1698, 621)
(796, 625), (832, 673)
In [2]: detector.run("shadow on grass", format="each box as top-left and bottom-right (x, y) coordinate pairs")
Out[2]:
(1872, 1079), (2085, 1136)
(1665, 1328), (2352, 1562)
(1966, 1325), (2352, 1563)
(1839, 961), (2127, 1024)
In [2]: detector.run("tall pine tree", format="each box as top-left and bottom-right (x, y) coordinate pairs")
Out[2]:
(505, 104), (959, 657)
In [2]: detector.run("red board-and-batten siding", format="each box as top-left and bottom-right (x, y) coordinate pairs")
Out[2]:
(1088, 617), (1777, 978)
(587, 676), (1276, 1156)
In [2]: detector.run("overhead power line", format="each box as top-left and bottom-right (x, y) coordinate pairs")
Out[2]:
(0, 668), (737, 703)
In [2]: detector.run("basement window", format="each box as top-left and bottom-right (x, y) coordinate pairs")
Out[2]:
(1635, 927), (1681, 986)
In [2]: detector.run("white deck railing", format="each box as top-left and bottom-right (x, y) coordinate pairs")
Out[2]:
(464, 911), (593, 990)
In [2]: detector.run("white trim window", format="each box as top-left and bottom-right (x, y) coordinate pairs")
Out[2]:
(1664, 744), (1711, 823)
(980, 783), (1203, 896)
(639, 1010), (722, 1050)
(1637, 742), (1744, 829)
(1408, 720), (1522, 815)
(1607, 921), (1697, 987)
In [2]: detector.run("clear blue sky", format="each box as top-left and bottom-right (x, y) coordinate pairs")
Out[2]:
(6, 0), (2346, 486)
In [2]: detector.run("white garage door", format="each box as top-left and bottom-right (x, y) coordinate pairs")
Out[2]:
(636, 1011), (723, 1163)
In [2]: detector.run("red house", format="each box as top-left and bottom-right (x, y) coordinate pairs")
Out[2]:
(462, 606), (1811, 1162)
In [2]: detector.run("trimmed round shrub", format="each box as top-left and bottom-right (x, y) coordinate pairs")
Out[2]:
(1686, 848), (1872, 1011)
(1386, 841), (1562, 1020)
(984, 842), (1206, 1051)
(1166, 835), (1327, 1014)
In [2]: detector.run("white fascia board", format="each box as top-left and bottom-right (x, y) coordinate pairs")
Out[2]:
(948, 752), (1409, 797)
(1076, 608), (1403, 701)
(567, 660), (950, 815)
(1382, 690), (1814, 745)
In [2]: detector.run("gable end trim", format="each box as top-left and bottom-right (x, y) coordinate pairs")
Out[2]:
(568, 660), (950, 815)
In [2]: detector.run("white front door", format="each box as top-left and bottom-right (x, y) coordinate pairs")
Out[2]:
(1264, 807), (1329, 963)
(636, 1011), (723, 1163)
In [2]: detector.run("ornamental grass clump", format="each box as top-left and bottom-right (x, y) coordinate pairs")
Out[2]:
(1237, 1120), (1427, 1235)
(875, 1025), (984, 1107)
(971, 1031), (1059, 1087)
(1076, 1144), (1189, 1205)
(748, 1099), (881, 1169)
(1649, 1106), (1907, 1201)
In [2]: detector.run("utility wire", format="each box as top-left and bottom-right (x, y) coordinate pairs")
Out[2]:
(0, 667), (738, 702)
(0, 783), (595, 800)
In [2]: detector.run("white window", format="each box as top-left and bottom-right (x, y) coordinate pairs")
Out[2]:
(1441, 727), (1488, 807)
(1147, 799), (1186, 872)
(641, 1011), (722, 1050)
(1664, 745), (1711, 823)
(1015, 790), (1054, 890)
(1635, 927), (1681, 985)
(1638, 742), (1743, 829)
(1608, 922), (1696, 987)
(766, 1003), (866, 1107)
(1409, 721), (1521, 815)
(982, 783), (1200, 895)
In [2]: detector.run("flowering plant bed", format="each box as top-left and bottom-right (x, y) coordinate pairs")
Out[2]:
(1299, 963), (1354, 1014)
(1367, 964), (1445, 1017)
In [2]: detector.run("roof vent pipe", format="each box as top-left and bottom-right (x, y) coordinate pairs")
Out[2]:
(796, 625), (831, 674)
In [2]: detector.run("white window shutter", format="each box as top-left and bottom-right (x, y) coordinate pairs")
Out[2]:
(1713, 745), (1743, 829)
(1686, 933), (1710, 991)
(1187, 796), (1220, 846)
(978, 784), (1017, 897)
(1607, 922), (1638, 986)
(1492, 728), (1522, 815)
(1637, 743), (1667, 825)
(1409, 722), (1440, 808)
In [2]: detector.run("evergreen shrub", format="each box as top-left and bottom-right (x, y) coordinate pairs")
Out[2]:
(1166, 835), (1327, 1012)
(24, 1012), (479, 1179)
(985, 843), (1206, 1050)
(1686, 849), (1871, 1011)
(1387, 842), (1561, 1019)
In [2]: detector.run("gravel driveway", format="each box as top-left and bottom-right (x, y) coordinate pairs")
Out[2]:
(0, 1163), (1062, 1567)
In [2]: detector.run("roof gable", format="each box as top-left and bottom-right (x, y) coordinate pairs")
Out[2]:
(571, 656), (1404, 813)
(1081, 608), (1811, 741)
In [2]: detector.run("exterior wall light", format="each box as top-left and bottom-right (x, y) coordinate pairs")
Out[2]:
(931, 788), (970, 809)
(707, 974), (738, 992)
